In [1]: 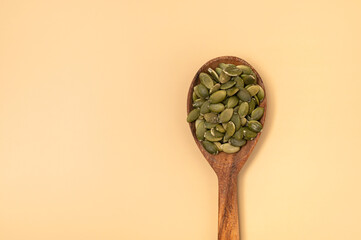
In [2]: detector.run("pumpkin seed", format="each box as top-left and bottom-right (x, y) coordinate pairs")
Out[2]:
(224, 121), (236, 141)
(248, 98), (256, 115)
(247, 120), (263, 133)
(208, 68), (219, 82)
(219, 71), (231, 83)
(202, 141), (218, 154)
(215, 67), (223, 76)
(231, 113), (241, 130)
(214, 142), (223, 152)
(210, 83), (221, 94)
(204, 122), (217, 129)
(234, 76), (244, 88)
(199, 73), (214, 89)
(211, 128), (224, 138)
(224, 65), (242, 76)
(204, 112), (218, 123)
(196, 121), (206, 140)
(238, 102), (249, 117)
(251, 107), (264, 121)
(230, 138), (247, 147)
(204, 131), (223, 142)
(233, 128), (243, 140)
(193, 99), (205, 108)
(209, 90), (227, 103)
(241, 74), (257, 85)
(236, 65), (252, 75)
(237, 88), (252, 102)
(216, 124), (226, 133)
(257, 86), (265, 102)
(209, 103), (225, 113)
(254, 95), (260, 105)
(192, 91), (198, 101)
(247, 85), (260, 96)
(226, 96), (239, 108)
(220, 80), (236, 89)
(195, 119), (203, 129)
(240, 117), (247, 126)
(243, 127), (258, 140)
(219, 63), (233, 70)
(226, 87), (239, 96)
(219, 108), (233, 123)
(200, 101), (210, 114)
(187, 108), (200, 122)
(195, 84), (209, 98)
(221, 143), (240, 153)
(226, 121), (236, 135)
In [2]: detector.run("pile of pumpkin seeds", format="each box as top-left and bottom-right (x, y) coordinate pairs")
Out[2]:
(187, 63), (265, 154)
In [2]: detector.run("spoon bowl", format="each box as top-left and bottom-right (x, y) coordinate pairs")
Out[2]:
(187, 56), (267, 240)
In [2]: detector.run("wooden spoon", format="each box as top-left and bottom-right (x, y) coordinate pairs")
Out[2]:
(187, 56), (267, 240)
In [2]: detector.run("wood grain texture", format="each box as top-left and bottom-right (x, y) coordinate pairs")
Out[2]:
(187, 56), (267, 240)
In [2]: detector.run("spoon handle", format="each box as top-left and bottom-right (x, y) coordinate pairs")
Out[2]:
(218, 173), (240, 240)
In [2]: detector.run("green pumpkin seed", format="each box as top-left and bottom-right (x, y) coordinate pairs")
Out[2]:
(216, 124), (226, 133)
(241, 74), (257, 85)
(199, 73), (214, 89)
(254, 95), (260, 105)
(247, 120), (263, 133)
(209, 90), (227, 103)
(251, 107), (264, 121)
(219, 71), (231, 83)
(243, 127), (258, 140)
(204, 122), (217, 129)
(195, 84), (209, 98)
(221, 143), (240, 153)
(187, 108), (200, 122)
(214, 142), (223, 152)
(226, 87), (239, 96)
(204, 131), (223, 142)
(222, 97), (229, 105)
(236, 65), (252, 75)
(220, 80), (236, 89)
(230, 138), (247, 147)
(226, 96), (239, 108)
(192, 91), (198, 101)
(231, 113), (241, 130)
(240, 117), (247, 126)
(234, 76), (244, 88)
(200, 101), (210, 114)
(202, 141), (218, 154)
(210, 83), (221, 94)
(195, 119), (203, 129)
(196, 121), (206, 140)
(219, 63), (233, 70)
(224, 65), (242, 76)
(226, 121), (236, 136)
(247, 85), (260, 96)
(233, 128), (243, 140)
(207, 68), (219, 82)
(211, 128), (224, 138)
(238, 102), (249, 117)
(215, 67), (223, 76)
(248, 98), (256, 115)
(257, 86), (265, 102)
(219, 108), (233, 123)
(209, 103), (225, 113)
(237, 88), (252, 102)
(193, 99), (205, 108)
(204, 112), (218, 123)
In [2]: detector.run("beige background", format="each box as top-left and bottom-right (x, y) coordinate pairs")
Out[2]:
(1, 0), (361, 239)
